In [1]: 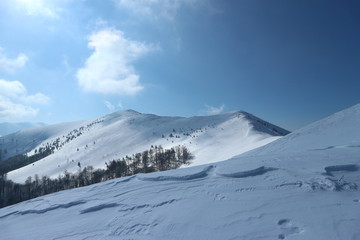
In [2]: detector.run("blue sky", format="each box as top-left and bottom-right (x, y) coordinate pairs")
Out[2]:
(0, 0), (359, 130)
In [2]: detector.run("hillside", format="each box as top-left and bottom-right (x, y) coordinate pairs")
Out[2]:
(0, 110), (288, 183)
(242, 103), (360, 156)
(0, 104), (359, 240)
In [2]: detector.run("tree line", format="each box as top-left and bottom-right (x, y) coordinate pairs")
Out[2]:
(0, 145), (192, 208)
(0, 146), (53, 176)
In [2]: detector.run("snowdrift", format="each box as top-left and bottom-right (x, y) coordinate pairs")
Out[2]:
(1, 104), (360, 239)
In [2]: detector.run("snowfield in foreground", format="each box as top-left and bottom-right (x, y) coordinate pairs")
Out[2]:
(1, 104), (360, 240)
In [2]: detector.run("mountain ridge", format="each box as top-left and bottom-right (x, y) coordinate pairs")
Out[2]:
(243, 103), (360, 157)
(0, 109), (288, 183)
(0, 122), (47, 137)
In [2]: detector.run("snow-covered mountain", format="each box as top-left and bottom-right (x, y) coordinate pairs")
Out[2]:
(242, 103), (360, 156)
(0, 110), (288, 183)
(0, 104), (359, 240)
(0, 122), (46, 137)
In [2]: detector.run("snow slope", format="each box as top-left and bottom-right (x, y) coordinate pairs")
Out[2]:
(242, 103), (360, 156)
(0, 104), (359, 240)
(0, 110), (288, 183)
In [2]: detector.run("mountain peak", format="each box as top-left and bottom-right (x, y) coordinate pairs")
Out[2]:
(2, 108), (287, 183)
(122, 109), (141, 114)
(103, 109), (142, 121)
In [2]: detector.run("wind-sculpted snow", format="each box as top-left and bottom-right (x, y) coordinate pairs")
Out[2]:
(324, 164), (358, 176)
(118, 199), (178, 213)
(0, 211), (18, 219)
(18, 200), (87, 215)
(0, 200), (86, 218)
(113, 175), (136, 184)
(1, 104), (360, 239)
(1, 142), (360, 240)
(89, 175), (136, 191)
(79, 203), (120, 214)
(137, 165), (214, 181)
(217, 166), (277, 178)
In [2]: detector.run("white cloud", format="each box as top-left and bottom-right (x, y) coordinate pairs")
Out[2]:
(0, 79), (26, 98)
(0, 96), (38, 120)
(203, 104), (225, 115)
(15, 0), (61, 18)
(117, 0), (208, 20)
(0, 79), (50, 121)
(0, 49), (28, 73)
(22, 93), (51, 105)
(77, 28), (156, 95)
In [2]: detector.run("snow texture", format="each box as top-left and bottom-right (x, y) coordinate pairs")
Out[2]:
(1, 104), (360, 239)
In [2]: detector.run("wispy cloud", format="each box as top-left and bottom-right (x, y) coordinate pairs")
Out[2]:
(203, 104), (225, 115)
(104, 100), (115, 111)
(117, 101), (124, 109)
(0, 79), (50, 121)
(104, 100), (124, 112)
(76, 28), (156, 95)
(62, 55), (72, 75)
(0, 48), (28, 73)
(22, 93), (50, 105)
(117, 0), (210, 21)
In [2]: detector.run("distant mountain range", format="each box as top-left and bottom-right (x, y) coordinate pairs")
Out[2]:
(0, 122), (47, 137)
(0, 110), (289, 182)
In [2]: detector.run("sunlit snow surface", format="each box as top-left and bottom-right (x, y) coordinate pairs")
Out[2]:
(1, 104), (360, 239)
(3, 110), (287, 183)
